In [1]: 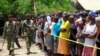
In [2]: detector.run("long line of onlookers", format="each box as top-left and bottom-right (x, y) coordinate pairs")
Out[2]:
(3, 10), (100, 56)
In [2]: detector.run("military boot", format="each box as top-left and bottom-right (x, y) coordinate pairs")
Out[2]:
(27, 48), (30, 55)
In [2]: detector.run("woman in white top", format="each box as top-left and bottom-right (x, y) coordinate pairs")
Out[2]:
(45, 16), (55, 56)
(35, 19), (43, 50)
(82, 14), (97, 56)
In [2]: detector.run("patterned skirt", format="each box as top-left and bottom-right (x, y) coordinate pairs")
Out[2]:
(82, 46), (94, 56)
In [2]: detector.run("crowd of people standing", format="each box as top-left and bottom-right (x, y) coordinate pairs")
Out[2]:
(2, 10), (100, 56)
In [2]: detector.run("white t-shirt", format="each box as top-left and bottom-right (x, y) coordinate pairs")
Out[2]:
(49, 22), (55, 35)
(44, 22), (50, 31)
(84, 23), (96, 46)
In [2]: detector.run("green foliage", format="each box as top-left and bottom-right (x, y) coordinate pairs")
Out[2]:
(17, 0), (32, 14)
(0, 0), (32, 15)
(35, 0), (75, 14)
(0, 0), (10, 14)
(0, 0), (75, 15)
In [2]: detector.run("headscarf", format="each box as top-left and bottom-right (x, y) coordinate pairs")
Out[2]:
(46, 15), (51, 24)
(88, 10), (97, 19)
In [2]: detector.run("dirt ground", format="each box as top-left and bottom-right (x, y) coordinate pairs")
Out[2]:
(0, 38), (46, 56)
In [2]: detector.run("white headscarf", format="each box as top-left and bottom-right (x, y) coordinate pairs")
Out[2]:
(46, 15), (51, 24)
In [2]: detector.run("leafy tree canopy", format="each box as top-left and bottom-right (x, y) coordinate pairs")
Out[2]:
(0, 0), (75, 15)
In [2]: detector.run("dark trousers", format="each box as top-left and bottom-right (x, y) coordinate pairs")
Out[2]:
(69, 42), (76, 56)
(14, 37), (21, 48)
(18, 28), (22, 36)
(96, 42), (100, 56)
(40, 31), (45, 50)
(32, 31), (36, 43)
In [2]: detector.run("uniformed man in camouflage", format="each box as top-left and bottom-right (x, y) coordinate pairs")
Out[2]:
(3, 15), (16, 55)
(23, 14), (34, 54)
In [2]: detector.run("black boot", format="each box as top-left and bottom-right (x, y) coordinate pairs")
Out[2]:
(27, 48), (30, 55)
(11, 50), (15, 56)
(9, 50), (11, 55)
(39, 43), (42, 50)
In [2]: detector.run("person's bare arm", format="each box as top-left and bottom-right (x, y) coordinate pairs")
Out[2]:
(87, 27), (97, 38)
(60, 28), (67, 32)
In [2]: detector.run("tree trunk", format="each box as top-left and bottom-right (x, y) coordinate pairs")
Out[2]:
(31, 0), (35, 16)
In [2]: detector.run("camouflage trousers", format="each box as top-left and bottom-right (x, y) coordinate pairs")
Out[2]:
(7, 36), (14, 51)
(25, 36), (32, 50)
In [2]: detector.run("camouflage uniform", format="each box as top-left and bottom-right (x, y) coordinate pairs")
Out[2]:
(3, 21), (16, 55)
(23, 19), (33, 53)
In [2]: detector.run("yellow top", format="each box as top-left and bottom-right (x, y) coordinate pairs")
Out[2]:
(59, 20), (70, 39)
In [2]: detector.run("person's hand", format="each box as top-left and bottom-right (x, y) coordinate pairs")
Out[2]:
(77, 34), (81, 37)
(87, 34), (94, 38)
(28, 26), (33, 32)
(76, 34), (80, 39)
(60, 29), (66, 32)
(81, 33), (89, 37)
